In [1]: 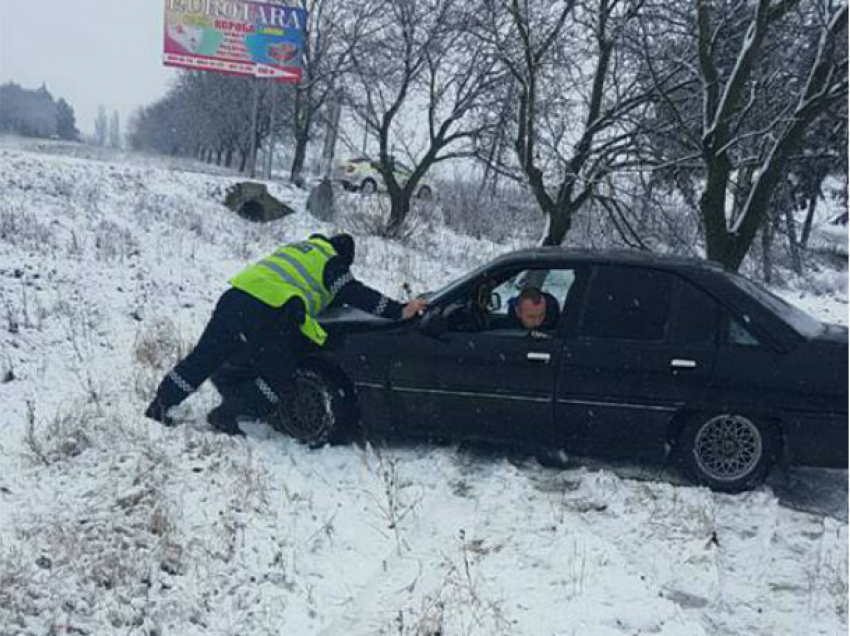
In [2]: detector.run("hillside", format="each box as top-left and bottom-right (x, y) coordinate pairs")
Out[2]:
(0, 143), (846, 636)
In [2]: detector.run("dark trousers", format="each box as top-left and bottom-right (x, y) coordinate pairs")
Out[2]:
(149, 288), (304, 415)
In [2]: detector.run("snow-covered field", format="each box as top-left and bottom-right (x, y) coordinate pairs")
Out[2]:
(0, 142), (846, 635)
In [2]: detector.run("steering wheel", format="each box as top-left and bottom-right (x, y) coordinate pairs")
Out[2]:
(443, 298), (489, 332)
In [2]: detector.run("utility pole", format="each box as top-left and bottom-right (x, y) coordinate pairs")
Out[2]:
(248, 78), (260, 178)
(265, 82), (279, 180)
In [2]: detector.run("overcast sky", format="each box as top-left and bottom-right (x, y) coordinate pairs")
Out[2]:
(0, 1), (178, 137)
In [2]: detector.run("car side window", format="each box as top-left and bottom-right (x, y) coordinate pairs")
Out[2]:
(579, 266), (674, 342)
(728, 317), (761, 346)
(493, 269), (576, 310)
(490, 268), (577, 323)
(672, 279), (719, 346)
(441, 267), (579, 335)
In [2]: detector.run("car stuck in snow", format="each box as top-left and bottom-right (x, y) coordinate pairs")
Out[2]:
(233, 248), (848, 493)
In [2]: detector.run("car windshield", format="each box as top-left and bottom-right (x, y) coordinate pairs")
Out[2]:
(728, 273), (824, 339)
(426, 261), (493, 303)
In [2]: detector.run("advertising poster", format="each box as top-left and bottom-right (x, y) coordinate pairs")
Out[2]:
(163, 0), (307, 83)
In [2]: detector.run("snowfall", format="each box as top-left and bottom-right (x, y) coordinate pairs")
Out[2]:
(0, 138), (847, 636)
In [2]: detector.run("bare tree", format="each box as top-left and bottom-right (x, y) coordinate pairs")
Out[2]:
(347, 0), (502, 236)
(289, 0), (380, 184)
(109, 110), (121, 149)
(94, 106), (109, 147)
(474, 0), (669, 246)
(643, 0), (847, 270)
(128, 72), (294, 172)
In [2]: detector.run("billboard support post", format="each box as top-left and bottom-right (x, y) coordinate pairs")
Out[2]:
(248, 77), (259, 178)
(265, 82), (279, 180)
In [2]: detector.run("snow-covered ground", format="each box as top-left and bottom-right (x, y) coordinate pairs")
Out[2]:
(0, 142), (846, 635)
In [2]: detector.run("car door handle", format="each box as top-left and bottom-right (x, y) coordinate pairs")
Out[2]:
(670, 358), (697, 369)
(527, 352), (551, 363)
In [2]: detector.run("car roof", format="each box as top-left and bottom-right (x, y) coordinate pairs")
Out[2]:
(430, 246), (728, 306)
(488, 247), (727, 274)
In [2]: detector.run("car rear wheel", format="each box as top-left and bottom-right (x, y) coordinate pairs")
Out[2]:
(270, 367), (356, 447)
(360, 178), (377, 195)
(677, 413), (779, 492)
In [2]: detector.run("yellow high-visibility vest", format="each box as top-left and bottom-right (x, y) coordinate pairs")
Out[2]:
(229, 237), (337, 345)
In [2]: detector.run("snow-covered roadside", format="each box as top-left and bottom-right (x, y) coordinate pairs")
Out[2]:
(0, 145), (846, 635)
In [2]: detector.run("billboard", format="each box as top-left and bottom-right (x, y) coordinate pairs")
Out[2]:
(163, 0), (307, 83)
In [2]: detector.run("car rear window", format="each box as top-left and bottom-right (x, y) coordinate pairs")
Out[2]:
(579, 266), (675, 341)
(727, 274), (823, 339)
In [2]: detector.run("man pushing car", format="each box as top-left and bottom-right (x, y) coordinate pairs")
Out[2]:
(144, 232), (427, 435)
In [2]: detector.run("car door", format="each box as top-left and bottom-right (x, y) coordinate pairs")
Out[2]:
(386, 330), (559, 444)
(708, 310), (788, 410)
(555, 265), (720, 460)
(387, 267), (584, 445)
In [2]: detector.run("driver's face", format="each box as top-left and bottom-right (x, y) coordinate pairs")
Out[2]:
(515, 299), (546, 329)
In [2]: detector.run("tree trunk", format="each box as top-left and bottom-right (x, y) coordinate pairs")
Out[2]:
(784, 201), (802, 274)
(225, 148), (234, 168)
(290, 84), (314, 185)
(541, 206), (574, 246)
(800, 193), (818, 248)
(385, 189), (411, 238)
(239, 151), (248, 173)
(700, 154), (734, 267)
(761, 219), (774, 284)
(290, 130), (309, 185)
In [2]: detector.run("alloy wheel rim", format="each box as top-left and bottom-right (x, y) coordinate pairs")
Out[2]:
(694, 414), (763, 482)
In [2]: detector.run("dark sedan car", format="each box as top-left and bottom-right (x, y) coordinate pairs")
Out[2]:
(265, 249), (847, 492)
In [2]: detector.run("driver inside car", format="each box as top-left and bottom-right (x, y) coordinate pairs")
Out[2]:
(490, 286), (560, 332)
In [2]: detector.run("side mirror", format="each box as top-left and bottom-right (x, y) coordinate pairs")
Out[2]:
(417, 307), (446, 338)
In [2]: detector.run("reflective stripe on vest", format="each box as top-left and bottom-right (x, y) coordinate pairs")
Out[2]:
(271, 249), (327, 313)
(256, 258), (320, 314)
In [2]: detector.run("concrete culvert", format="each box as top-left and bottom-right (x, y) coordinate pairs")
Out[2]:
(224, 182), (295, 222)
(239, 200), (265, 221)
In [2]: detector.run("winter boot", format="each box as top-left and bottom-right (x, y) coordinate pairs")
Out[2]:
(144, 399), (177, 427)
(207, 402), (247, 436)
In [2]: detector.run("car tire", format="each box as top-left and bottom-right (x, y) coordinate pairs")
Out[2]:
(417, 185), (432, 200)
(677, 412), (780, 492)
(270, 367), (357, 447)
(360, 178), (377, 195)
